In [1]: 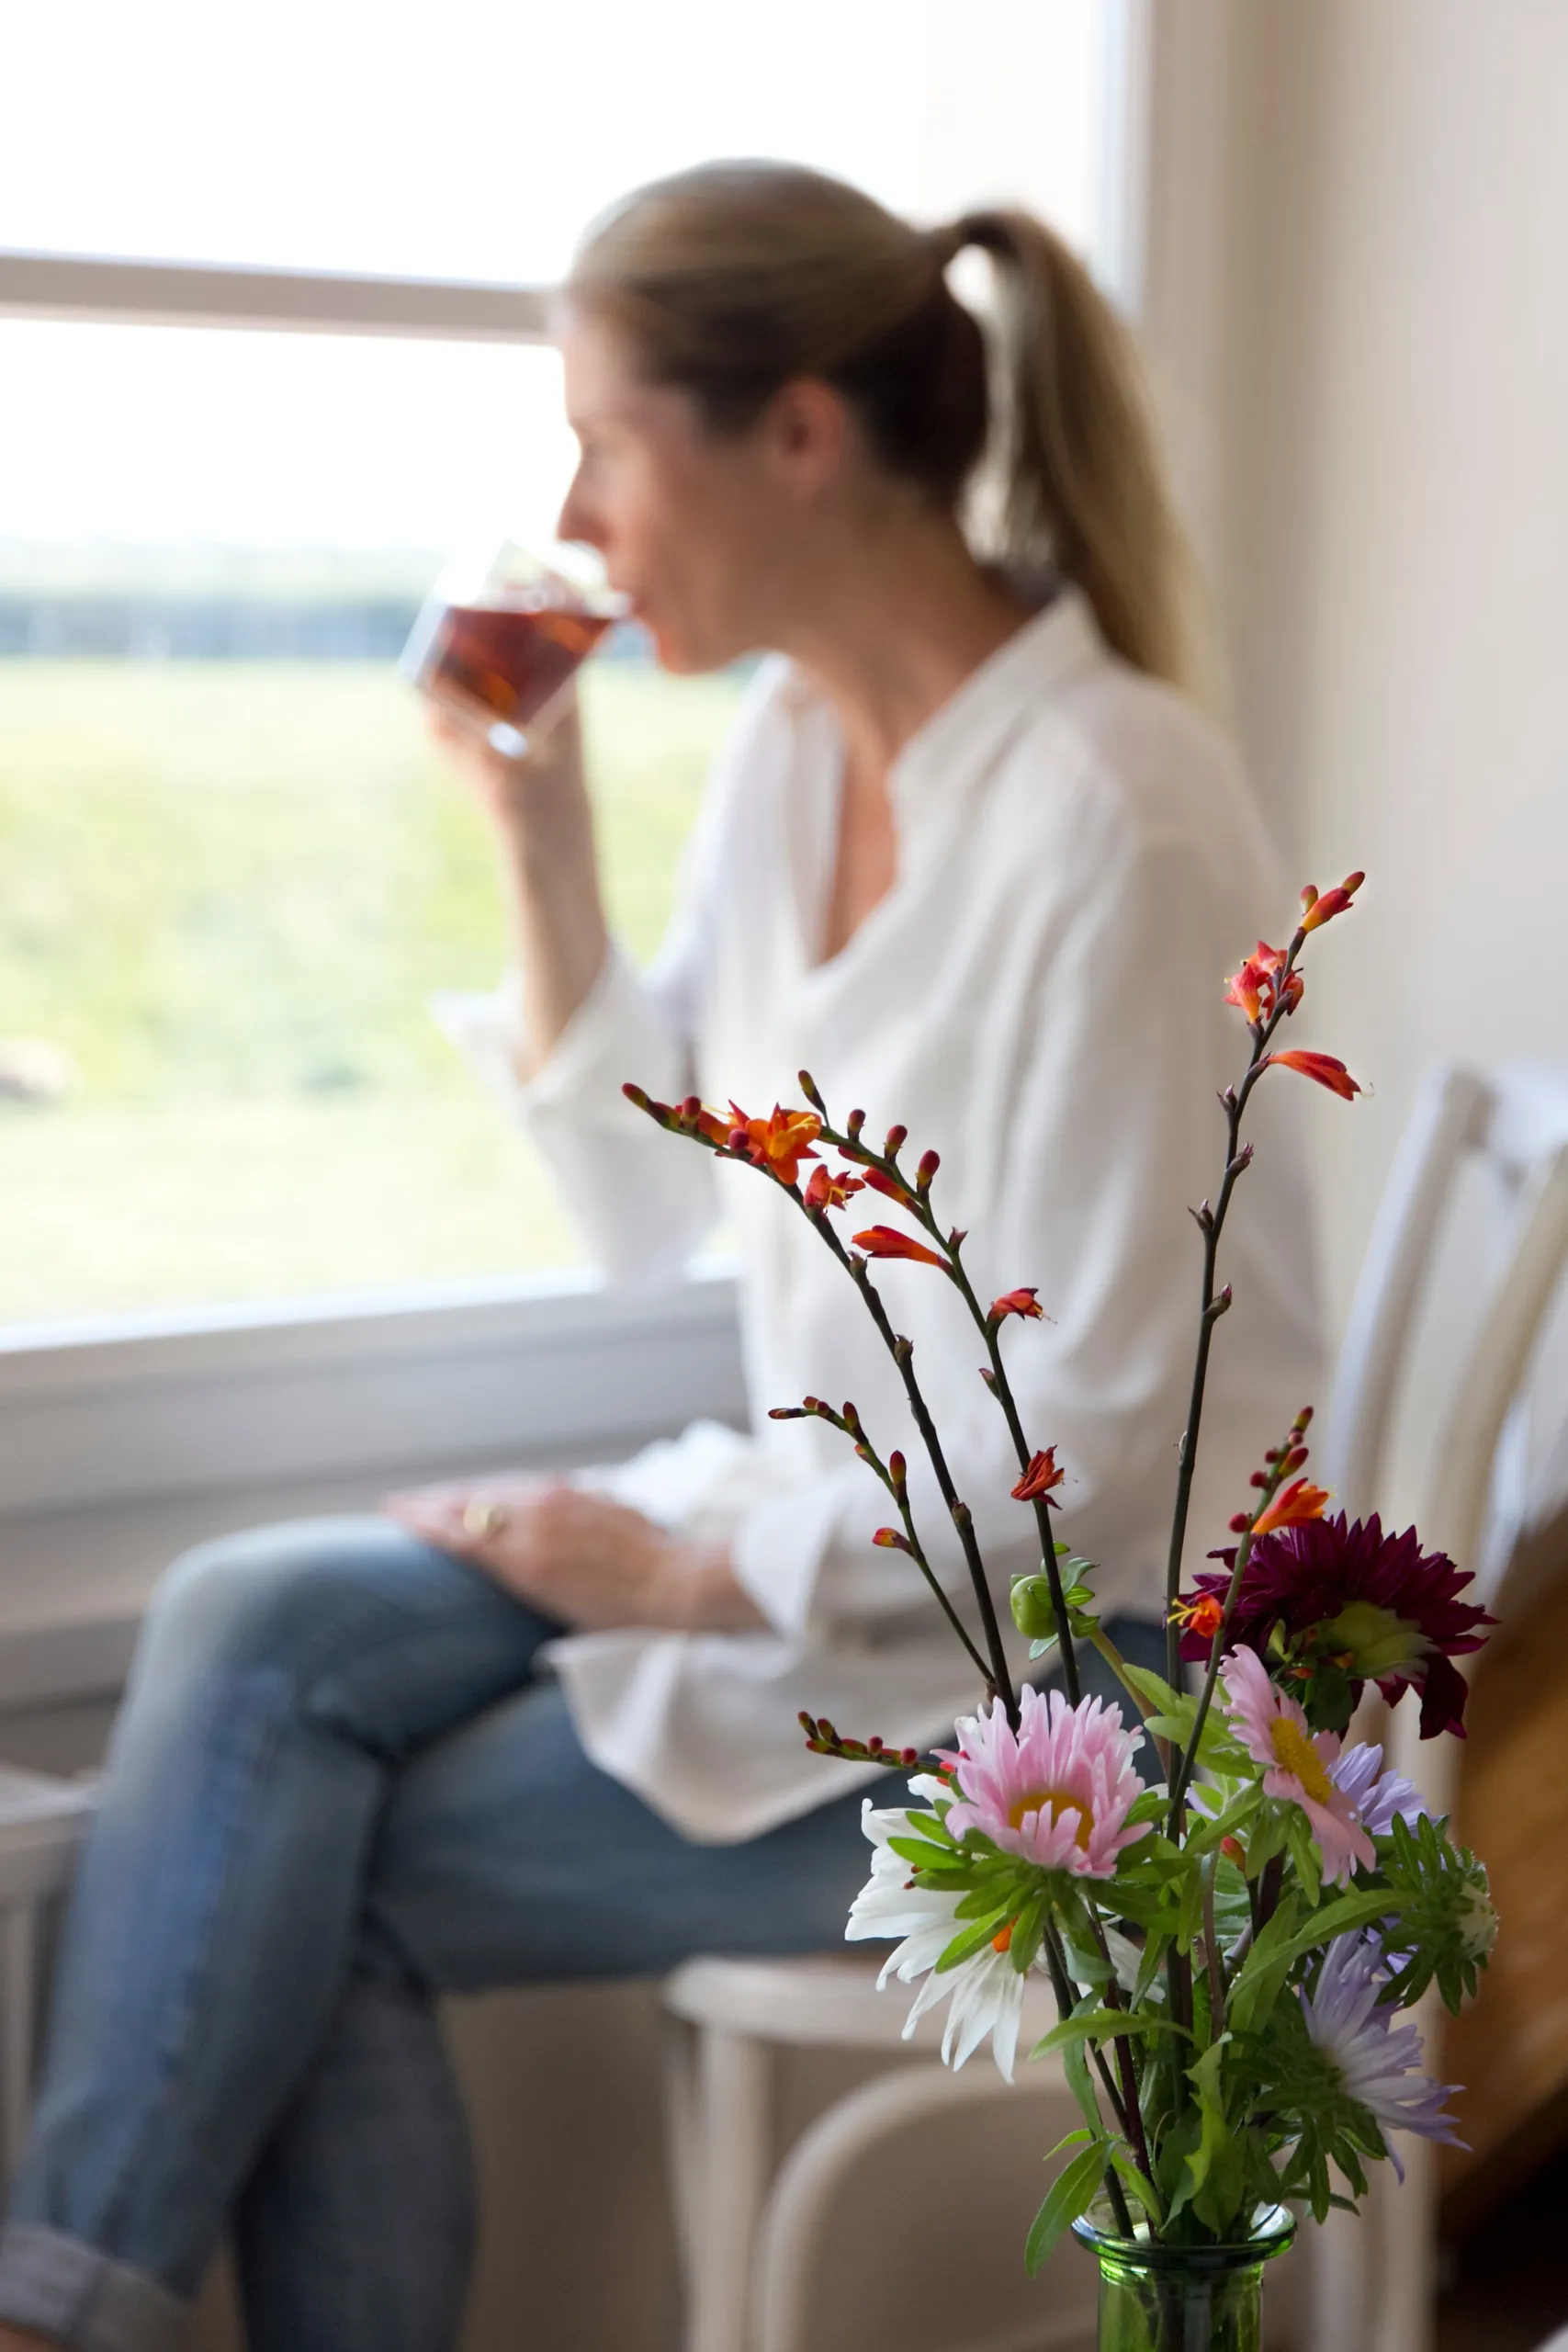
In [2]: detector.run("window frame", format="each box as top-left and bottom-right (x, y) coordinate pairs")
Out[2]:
(0, 4), (1161, 1692)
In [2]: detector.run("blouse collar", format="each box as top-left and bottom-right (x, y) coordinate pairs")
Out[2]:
(778, 582), (1107, 831)
(889, 584), (1106, 818)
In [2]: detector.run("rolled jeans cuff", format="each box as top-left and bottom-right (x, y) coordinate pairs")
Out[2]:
(0, 2223), (187, 2351)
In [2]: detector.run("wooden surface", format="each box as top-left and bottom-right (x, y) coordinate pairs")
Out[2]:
(1440, 1549), (1568, 2231)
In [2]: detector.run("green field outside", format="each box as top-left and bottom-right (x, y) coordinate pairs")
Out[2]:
(0, 659), (743, 1324)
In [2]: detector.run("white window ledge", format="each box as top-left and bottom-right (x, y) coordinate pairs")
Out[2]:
(0, 1263), (746, 1712)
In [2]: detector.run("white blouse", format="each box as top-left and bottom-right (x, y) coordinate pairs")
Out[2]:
(440, 589), (1324, 1843)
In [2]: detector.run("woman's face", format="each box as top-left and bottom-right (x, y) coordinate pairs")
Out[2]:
(555, 310), (836, 674)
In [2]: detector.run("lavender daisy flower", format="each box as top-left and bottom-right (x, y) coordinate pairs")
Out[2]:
(1302, 1933), (1464, 2178)
(1329, 1741), (1426, 1835)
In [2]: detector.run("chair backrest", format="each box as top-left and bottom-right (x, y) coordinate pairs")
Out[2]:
(1311, 1066), (1568, 2352)
(1324, 1061), (1568, 1603)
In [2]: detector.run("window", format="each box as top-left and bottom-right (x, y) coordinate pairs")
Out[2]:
(0, 322), (744, 1320)
(1, 0), (1117, 1335)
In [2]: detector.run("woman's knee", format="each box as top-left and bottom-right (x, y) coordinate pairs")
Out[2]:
(144, 1517), (426, 1681)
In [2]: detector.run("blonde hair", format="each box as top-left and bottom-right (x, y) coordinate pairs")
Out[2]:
(564, 161), (1201, 694)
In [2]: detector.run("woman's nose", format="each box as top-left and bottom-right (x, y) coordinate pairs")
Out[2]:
(556, 476), (603, 551)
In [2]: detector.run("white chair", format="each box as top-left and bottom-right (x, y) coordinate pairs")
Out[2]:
(0, 1769), (96, 2187)
(1311, 1062), (1568, 2352)
(662, 1954), (1083, 2352)
(665, 1062), (1568, 2352)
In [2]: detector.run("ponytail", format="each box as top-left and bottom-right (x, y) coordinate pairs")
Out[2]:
(949, 209), (1200, 695)
(568, 165), (1203, 696)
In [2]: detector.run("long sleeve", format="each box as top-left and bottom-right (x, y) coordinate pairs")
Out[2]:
(432, 662), (795, 1284)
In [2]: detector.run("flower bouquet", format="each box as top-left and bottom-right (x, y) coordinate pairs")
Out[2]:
(626, 872), (1498, 2349)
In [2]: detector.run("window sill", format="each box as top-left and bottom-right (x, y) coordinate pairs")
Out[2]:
(0, 1260), (746, 1711)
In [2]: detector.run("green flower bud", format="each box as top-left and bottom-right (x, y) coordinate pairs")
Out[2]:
(1010, 1574), (1058, 1641)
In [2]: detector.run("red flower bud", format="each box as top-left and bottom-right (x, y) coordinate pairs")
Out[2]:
(852, 1225), (949, 1270)
(1260, 1049), (1362, 1101)
(862, 1168), (915, 1205)
(1299, 871), (1365, 933)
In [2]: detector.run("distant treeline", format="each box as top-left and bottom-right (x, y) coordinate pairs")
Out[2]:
(0, 597), (660, 663)
(0, 595), (424, 660)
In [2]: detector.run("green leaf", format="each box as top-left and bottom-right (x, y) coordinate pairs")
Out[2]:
(934, 1910), (1012, 1972)
(1226, 1885), (1406, 2037)
(1252, 1887), (1409, 1979)
(1029, 2007), (1176, 2060)
(1060, 2030), (1101, 2135)
(886, 1836), (956, 1871)
(1121, 1665), (1187, 1717)
(1183, 1783), (1264, 1853)
(895, 1807), (957, 1849)
(1285, 1809), (1323, 1907)
(1025, 2139), (1111, 2274)
(1009, 1886), (1051, 1976)
(1109, 2144), (1163, 2225)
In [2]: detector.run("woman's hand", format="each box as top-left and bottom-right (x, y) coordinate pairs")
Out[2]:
(381, 1476), (764, 1634)
(426, 699), (587, 842)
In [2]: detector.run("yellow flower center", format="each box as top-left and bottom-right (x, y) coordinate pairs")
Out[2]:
(1009, 1786), (1094, 1848)
(1269, 1715), (1333, 1804)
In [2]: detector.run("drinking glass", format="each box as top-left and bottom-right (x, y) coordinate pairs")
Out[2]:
(400, 539), (628, 759)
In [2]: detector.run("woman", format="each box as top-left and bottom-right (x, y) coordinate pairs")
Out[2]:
(0, 164), (1319, 2351)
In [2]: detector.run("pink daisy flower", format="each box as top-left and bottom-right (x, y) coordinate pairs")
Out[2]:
(1220, 1646), (1374, 1885)
(940, 1686), (1150, 1877)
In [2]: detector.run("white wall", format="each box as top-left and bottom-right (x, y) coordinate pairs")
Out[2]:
(1218, 0), (1568, 1347)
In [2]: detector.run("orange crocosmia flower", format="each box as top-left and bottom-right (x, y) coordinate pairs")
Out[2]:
(851, 1225), (949, 1270)
(1260, 1050), (1361, 1101)
(990, 1287), (1044, 1323)
(862, 1167), (916, 1205)
(1011, 1447), (1065, 1503)
(1223, 941), (1303, 1025)
(1299, 871), (1365, 933)
(803, 1164), (865, 1213)
(1251, 1475), (1331, 1538)
(1170, 1590), (1225, 1643)
(685, 1101), (733, 1147)
(731, 1102), (822, 1184)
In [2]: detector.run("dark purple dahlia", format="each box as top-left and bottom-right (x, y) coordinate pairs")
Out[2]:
(1179, 1512), (1495, 1738)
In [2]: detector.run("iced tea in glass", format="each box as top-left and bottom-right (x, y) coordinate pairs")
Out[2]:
(400, 541), (627, 758)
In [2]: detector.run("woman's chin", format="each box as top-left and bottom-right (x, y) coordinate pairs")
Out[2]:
(645, 626), (707, 677)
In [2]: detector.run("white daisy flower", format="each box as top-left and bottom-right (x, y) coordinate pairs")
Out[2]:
(844, 1798), (1036, 2081)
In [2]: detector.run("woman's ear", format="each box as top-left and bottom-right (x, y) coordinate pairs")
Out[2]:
(759, 377), (853, 503)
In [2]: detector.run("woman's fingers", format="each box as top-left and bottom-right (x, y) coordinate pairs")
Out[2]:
(382, 1474), (550, 1561)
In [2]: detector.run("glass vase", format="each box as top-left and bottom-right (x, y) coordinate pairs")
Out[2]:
(1071, 2201), (1296, 2352)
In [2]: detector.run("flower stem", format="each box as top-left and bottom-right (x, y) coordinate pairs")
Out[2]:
(1042, 1923), (1136, 2239)
(1167, 1405), (1309, 1825)
(828, 1230), (1019, 1720)
(1201, 1851), (1226, 2040)
(777, 1398), (995, 1690)
(1161, 936), (1307, 1692)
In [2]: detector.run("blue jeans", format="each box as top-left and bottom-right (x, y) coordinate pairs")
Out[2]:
(0, 1513), (1165, 2352)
